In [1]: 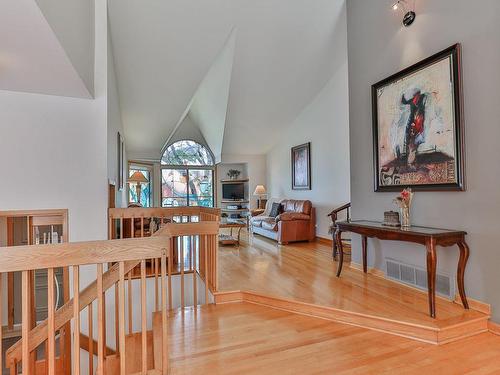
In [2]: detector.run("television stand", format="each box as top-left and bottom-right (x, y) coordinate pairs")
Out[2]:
(220, 178), (250, 222)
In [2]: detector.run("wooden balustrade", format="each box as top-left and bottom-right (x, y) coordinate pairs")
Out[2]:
(108, 207), (220, 297)
(1, 207), (220, 375)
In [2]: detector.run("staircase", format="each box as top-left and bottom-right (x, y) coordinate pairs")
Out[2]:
(105, 312), (163, 374)
(0, 207), (220, 375)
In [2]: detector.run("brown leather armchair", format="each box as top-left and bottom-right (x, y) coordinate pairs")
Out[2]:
(250, 199), (315, 245)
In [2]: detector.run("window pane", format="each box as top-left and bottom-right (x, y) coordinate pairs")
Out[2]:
(129, 169), (151, 207)
(161, 169), (188, 207)
(188, 169), (213, 207)
(161, 140), (214, 166)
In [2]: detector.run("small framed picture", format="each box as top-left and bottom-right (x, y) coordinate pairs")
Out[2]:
(291, 142), (311, 190)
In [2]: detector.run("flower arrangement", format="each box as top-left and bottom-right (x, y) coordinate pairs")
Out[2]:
(393, 188), (413, 209)
(393, 188), (414, 227)
(227, 169), (241, 180)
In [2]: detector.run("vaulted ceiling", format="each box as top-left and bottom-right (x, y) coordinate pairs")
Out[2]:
(108, 0), (347, 158)
(0, 0), (93, 98)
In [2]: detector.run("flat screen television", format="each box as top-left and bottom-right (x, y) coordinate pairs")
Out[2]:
(222, 183), (245, 200)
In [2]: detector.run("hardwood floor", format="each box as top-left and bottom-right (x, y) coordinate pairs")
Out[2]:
(217, 231), (488, 340)
(169, 302), (500, 374)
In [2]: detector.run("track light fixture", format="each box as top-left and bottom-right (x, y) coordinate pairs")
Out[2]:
(392, 0), (416, 27)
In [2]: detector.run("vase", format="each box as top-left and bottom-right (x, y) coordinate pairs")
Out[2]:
(400, 206), (410, 228)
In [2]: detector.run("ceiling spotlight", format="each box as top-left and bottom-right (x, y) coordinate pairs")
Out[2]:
(392, 0), (416, 27)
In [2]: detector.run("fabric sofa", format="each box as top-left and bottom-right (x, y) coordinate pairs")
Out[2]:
(250, 198), (315, 244)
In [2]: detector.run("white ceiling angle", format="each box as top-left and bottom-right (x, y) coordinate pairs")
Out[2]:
(108, 0), (347, 157)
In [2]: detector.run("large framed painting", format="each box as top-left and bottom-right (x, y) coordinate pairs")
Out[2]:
(372, 44), (465, 192)
(291, 142), (311, 190)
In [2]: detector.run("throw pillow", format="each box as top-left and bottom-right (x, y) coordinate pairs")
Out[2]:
(269, 202), (281, 218)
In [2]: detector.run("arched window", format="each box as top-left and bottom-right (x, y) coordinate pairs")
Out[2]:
(161, 140), (214, 207)
(161, 140), (214, 166)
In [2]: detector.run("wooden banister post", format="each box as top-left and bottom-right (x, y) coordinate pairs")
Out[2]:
(140, 260), (147, 374)
(119, 262), (126, 375)
(22, 270), (30, 375)
(73, 266), (80, 375)
(97, 264), (104, 375)
(47, 268), (55, 375)
(161, 250), (168, 373)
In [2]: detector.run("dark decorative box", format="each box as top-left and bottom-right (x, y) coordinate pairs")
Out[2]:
(383, 211), (401, 227)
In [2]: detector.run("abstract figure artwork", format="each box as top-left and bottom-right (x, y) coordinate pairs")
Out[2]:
(372, 44), (465, 191)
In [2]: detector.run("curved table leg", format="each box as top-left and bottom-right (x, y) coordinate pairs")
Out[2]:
(335, 228), (344, 277)
(332, 225), (338, 260)
(362, 236), (368, 273)
(237, 226), (243, 245)
(457, 241), (470, 309)
(426, 238), (437, 318)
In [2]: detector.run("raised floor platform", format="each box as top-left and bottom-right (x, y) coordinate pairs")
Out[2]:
(216, 233), (490, 344)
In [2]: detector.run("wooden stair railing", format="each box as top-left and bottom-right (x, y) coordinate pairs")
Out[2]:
(7, 260), (141, 366)
(80, 333), (115, 356)
(1, 210), (219, 375)
(328, 203), (351, 260)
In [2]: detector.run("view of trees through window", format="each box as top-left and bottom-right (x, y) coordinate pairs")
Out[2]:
(161, 140), (214, 166)
(161, 140), (214, 207)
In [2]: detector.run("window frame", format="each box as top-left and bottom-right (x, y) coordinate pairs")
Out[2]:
(160, 140), (216, 208)
(161, 139), (215, 167)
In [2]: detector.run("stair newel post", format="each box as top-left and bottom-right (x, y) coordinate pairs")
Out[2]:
(62, 266), (71, 375)
(212, 234), (216, 291)
(108, 216), (113, 240)
(115, 281), (119, 354)
(180, 236), (185, 309)
(161, 249), (168, 374)
(73, 266), (80, 375)
(47, 268), (55, 375)
(88, 303), (93, 375)
(96, 264), (104, 375)
(140, 260), (147, 374)
(154, 258), (159, 312)
(207, 235), (211, 293)
(128, 272), (133, 335)
(168, 238), (173, 310)
(0, 273), (3, 373)
(21, 270), (30, 375)
(204, 235), (209, 305)
(192, 236), (197, 306)
(118, 262), (126, 375)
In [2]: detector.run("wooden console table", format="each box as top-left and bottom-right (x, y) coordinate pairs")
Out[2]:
(334, 220), (470, 318)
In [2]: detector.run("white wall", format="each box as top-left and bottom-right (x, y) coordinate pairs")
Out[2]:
(0, 90), (107, 242)
(108, 28), (128, 208)
(265, 3), (350, 239)
(220, 154), (267, 210)
(0, 2), (108, 371)
(266, 65), (351, 238)
(346, 0), (500, 320)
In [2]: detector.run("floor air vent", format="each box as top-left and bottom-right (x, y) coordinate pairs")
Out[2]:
(386, 258), (454, 299)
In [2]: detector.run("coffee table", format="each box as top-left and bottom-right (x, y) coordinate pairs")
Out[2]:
(219, 219), (246, 246)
